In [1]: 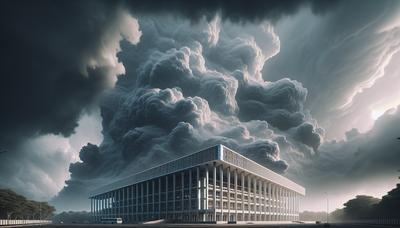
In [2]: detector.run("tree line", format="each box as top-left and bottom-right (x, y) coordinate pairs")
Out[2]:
(301, 176), (400, 221)
(0, 189), (55, 219)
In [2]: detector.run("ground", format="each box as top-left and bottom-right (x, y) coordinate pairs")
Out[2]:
(9, 223), (400, 228)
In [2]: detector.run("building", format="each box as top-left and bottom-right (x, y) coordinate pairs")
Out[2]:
(89, 144), (305, 223)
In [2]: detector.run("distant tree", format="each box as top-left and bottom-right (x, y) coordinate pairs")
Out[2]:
(52, 211), (92, 224)
(372, 171), (400, 218)
(0, 189), (55, 219)
(341, 195), (380, 220)
(299, 211), (327, 221)
(330, 208), (344, 221)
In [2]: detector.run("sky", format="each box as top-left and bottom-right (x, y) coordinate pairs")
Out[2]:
(0, 0), (399, 213)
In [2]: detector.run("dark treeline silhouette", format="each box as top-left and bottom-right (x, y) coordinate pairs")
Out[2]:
(52, 211), (92, 224)
(331, 177), (400, 220)
(0, 189), (55, 219)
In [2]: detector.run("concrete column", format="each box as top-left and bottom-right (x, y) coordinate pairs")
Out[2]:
(253, 177), (258, 221)
(267, 183), (270, 221)
(241, 172), (244, 220)
(158, 178), (161, 218)
(234, 169), (237, 222)
(173, 173), (176, 219)
(258, 179), (262, 220)
(152, 180), (155, 218)
(123, 187), (126, 219)
(130, 186), (133, 221)
(219, 165), (223, 220)
(197, 167), (201, 222)
(205, 164), (209, 211)
(272, 184), (275, 221)
(227, 167), (231, 221)
(263, 181), (266, 220)
(146, 182), (149, 218)
(247, 174), (251, 220)
(213, 162), (217, 221)
(135, 184), (138, 220)
(141, 183), (144, 218)
(292, 192), (296, 220)
(253, 178), (256, 220)
(279, 186), (282, 221)
(181, 171), (184, 214)
(93, 198), (96, 222)
(189, 169), (192, 215)
(165, 175), (168, 218)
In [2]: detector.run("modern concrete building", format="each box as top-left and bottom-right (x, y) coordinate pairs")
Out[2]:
(89, 144), (305, 223)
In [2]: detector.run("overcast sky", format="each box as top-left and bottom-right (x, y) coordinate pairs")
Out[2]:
(0, 0), (399, 212)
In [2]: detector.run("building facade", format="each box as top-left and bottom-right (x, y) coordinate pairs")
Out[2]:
(89, 145), (305, 223)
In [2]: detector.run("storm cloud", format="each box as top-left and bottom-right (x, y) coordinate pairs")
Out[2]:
(53, 15), (324, 210)
(263, 0), (400, 138)
(1, 0), (399, 214)
(0, 0), (140, 202)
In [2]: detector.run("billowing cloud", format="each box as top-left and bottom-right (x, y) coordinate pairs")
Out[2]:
(53, 15), (324, 211)
(292, 106), (400, 211)
(263, 0), (400, 139)
(0, 1), (140, 202)
(124, 0), (338, 22)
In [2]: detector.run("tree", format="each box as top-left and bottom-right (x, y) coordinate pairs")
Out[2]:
(341, 195), (380, 220)
(0, 189), (55, 219)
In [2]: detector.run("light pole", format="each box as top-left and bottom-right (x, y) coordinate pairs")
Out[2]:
(324, 192), (329, 223)
(326, 197), (329, 223)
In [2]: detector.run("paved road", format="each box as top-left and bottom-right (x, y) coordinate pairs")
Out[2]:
(8, 223), (400, 228)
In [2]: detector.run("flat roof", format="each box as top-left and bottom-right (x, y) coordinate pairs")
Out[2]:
(89, 144), (305, 197)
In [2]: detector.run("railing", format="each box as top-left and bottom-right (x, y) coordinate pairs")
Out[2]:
(340, 219), (400, 225)
(0, 219), (51, 226)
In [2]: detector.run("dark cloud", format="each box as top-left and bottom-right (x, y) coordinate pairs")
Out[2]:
(53, 15), (324, 211)
(294, 106), (400, 211)
(262, 0), (400, 139)
(0, 0), (141, 147)
(0, 0), (140, 205)
(124, 0), (338, 23)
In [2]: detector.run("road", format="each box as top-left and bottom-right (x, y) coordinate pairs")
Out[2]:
(7, 223), (400, 228)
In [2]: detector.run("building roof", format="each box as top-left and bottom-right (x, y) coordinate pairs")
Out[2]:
(89, 144), (305, 197)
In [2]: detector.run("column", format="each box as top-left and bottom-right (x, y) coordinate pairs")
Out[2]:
(258, 180), (264, 221)
(90, 198), (93, 217)
(241, 172), (245, 221)
(196, 167), (201, 222)
(189, 168), (192, 220)
(205, 164), (209, 211)
(234, 169), (238, 222)
(268, 182), (271, 221)
(219, 165), (223, 220)
(279, 186), (282, 221)
(262, 181), (266, 221)
(213, 162), (217, 222)
(247, 175), (251, 220)
(173, 173), (176, 219)
(253, 178), (257, 220)
(141, 183), (144, 219)
(258, 179), (261, 220)
(272, 184), (275, 221)
(152, 180), (155, 218)
(135, 184), (139, 220)
(227, 167), (231, 221)
(196, 167), (200, 211)
(146, 182), (149, 219)
(93, 197), (96, 221)
(165, 175), (168, 218)
(158, 178), (161, 218)
(123, 187), (126, 220)
(131, 186), (134, 221)
(181, 171), (184, 215)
